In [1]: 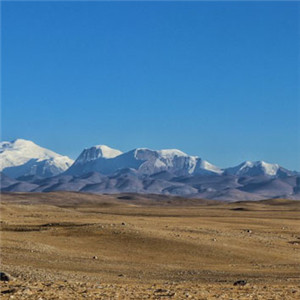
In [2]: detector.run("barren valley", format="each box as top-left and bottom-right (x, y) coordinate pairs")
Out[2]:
(0, 192), (299, 299)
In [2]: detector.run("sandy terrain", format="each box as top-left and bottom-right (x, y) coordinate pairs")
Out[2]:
(0, 192), (299, 299)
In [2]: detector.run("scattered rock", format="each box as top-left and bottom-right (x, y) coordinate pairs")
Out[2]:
(93, 256), (98, 260)
(288, 241), (299, 245)
(234, 280), (247, 286)
(23, 288), (33, 295)
(1, 289), (16, 294)
(212, 238), (217, 242)
(118, 274), (124, 277)
(154, 288), (168, 293)
(121, 222), (126, 226)
(231, 207), (248, 211)
(0, 272), (10, 281)
(246, 229), (252, 234)
(118, 195), (134, 200)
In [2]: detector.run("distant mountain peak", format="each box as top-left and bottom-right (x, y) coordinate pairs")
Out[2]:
(157, 149), (189, 157)
(0, 139), (74, 178)
(76, 145), (122, 163)
(225, 160), (285, 177)
(91, 145), (123, 158)
(13, 138), (34, 144)
(1, 138), (34, 150)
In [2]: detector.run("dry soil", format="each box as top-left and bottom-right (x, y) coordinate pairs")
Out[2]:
(0, 192), (299, 299)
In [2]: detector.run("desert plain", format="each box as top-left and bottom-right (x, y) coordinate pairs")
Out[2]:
(0, 192), (299, 299)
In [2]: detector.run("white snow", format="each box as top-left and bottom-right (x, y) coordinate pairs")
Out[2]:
(1, 140), (285, 180)
(71, 145), (223, 176)
(93, 145), (123, 158)
(259, 161), (279, 176)
(226, 160), (280, 177)
(197, 159), (224, 175)
(0, 139), (74, 177)
(76, 145), (122, 163)
(157, 149), (188, 158)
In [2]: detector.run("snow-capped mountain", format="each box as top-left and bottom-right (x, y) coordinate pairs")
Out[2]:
(1, 139), (299, 201)
(65, 146), (223, 176)
(224, 161), (293, 178)
(0, 139), (74, 178)
(75, 145), (123, 163)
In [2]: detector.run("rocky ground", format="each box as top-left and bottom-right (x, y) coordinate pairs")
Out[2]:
(1, 192), (299, 299)
(1, 278), (299, 299)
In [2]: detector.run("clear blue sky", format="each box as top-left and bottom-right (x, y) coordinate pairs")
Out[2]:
(2, 1), (300, 170)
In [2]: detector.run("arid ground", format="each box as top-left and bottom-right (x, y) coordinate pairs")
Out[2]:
(0, 192), (299, 299)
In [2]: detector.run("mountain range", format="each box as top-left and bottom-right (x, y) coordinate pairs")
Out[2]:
(1, 139), (299, 201)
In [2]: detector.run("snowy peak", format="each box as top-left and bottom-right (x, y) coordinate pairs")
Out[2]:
(95, 145), (123, 158)
(132, 148), (158, 161)
(253, 161), (279, 176)
(157, 149), (188, 158)
(1, 138), (34, 150)
(76, 145), (122, 163)
(0, 139), (74, 178)
(225, 160), (287, 177)
(1, 138), (65, 160)
(131, 148), (188, 160)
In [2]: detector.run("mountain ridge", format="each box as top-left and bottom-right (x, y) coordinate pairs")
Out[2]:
(0, 139), (299, 201)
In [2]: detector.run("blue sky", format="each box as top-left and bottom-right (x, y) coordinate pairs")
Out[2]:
(2, 1), (299, 170)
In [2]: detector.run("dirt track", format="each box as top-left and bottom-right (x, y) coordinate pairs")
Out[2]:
(1, 192), (299, 299)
